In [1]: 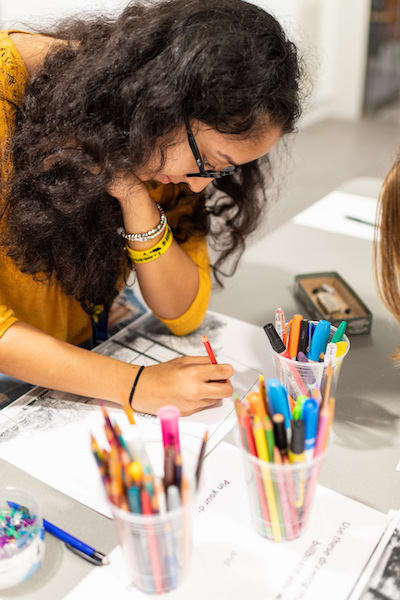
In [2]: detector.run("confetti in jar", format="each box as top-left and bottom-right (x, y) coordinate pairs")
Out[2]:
(0, 487), (45, 590)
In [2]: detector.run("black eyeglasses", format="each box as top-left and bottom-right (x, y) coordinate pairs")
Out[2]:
(184, 117), (236, 179)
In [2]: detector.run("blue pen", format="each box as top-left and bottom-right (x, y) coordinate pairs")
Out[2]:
(302, 398), (319, 459)
(266, 378), (291, 431)
(7, 501), (108, 566)
(307, 320), (331, 362)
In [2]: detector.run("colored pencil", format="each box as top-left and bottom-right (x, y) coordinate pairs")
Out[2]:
(202, 335), (217, 364)
(273, 448), (295, 540)
(141, 488), (163, 594)
(195, 430), (208, 488)
(252, 416), (281, 541)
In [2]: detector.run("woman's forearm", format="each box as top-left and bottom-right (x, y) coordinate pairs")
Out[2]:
(0, 321), (234, 416)
(117, 181), (201, 320)
(0, 322), (137, 404)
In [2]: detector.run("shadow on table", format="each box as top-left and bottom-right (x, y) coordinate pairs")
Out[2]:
(333, 394), (398, 450)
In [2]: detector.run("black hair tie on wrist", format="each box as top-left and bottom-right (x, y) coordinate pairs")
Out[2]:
(129, 365), (145, 408)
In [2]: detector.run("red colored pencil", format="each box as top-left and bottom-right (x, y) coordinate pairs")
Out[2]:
(141, 489), (163, 594)
(238, 404), (272, 536)
(202, 335), (217, 364)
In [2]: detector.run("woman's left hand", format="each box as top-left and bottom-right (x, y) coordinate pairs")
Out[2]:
(106, 170), (148, 207)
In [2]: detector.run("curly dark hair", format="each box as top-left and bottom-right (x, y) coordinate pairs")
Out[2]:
(2, 0), (302, 313)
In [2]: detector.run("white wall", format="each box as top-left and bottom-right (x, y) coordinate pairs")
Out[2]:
(251, 0), (372, 122)
(1, 0), (372, 122)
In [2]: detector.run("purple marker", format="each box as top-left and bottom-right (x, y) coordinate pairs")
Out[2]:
(297, 351), (317, 387)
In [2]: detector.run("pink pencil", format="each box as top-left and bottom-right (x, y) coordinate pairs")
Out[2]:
(274, 448), (296, 541)
(313, 404), (330, 458)
(283, 456), (300, 538)
(141, 489), (163, 594)
(302, 403), (331, 526)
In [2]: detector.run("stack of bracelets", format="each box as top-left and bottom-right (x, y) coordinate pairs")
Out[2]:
(118, 203), (173, 264)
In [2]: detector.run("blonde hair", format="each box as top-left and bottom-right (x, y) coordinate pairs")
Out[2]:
(374, 156), (400, 360)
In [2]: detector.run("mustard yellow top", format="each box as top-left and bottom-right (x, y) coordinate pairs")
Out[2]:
(0, 31), (211, 344)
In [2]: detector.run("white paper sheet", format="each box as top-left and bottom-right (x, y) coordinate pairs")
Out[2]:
(293, 191), (377, 241)
(64, 443), (389, 600)
(0, 311), (271, 516)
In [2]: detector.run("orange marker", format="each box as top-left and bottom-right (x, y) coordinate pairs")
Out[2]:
(288, 314), (303, 360)
(247, 391), (267, 421)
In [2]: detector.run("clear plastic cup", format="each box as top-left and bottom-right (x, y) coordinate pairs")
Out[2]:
(111, 499), (191, 594)
(235, 429), (328, 542)
(269, 323), (350, 399)
(0, 487), (45, 590)
(109, 440), (195, 594)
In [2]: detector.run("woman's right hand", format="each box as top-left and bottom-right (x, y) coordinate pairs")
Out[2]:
(132, 356), (234, 416)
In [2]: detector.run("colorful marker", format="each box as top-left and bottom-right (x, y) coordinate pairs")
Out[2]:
(158, 406), (181, 453)
(307, 320), (331, 362)
(297, 319), (309, 357)
(331, 321), (347, 343)
(288, 314), (303, 360)
(266, 379), (291, 432)
(302, 398), (319, 459)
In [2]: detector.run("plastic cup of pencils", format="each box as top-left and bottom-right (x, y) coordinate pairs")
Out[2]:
(0, 487), (45, 590)
(108, 440), (195, 595)
(269, 322), (350, 400)
(234, 429), (329, 542)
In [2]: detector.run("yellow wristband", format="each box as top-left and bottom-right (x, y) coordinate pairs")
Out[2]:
(126, 225), (173, 263)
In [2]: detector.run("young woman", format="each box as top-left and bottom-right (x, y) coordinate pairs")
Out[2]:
(375, 155), (400, 357)
(0, 0), (302, 414)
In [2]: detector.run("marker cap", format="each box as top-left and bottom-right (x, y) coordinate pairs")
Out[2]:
(307, 320), (331, 362)
(302, 398), (319, 449)
(336, 341), (348, 358)
(157, 405), (181, 452)
(272, 414), (287, 454)
(247, 392), (267, 420)
(290, 420), (305, 454)
(266, 379), (291, 429)
(297, 320), (309, 355)
(331, 320), (347, 344)
(263, 323), (286, 354)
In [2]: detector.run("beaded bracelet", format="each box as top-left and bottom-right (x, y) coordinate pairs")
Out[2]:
(118, 203), (166, 242)
(126, 225), (173, 264)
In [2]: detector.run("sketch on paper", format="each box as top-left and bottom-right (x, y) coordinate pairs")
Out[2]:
(112, 312), (227, 358)
(0, 311), (260, 449)
(359, 526), (400, 600)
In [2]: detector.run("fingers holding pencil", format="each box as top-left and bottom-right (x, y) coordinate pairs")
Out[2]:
(132, 356), (233, 416)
